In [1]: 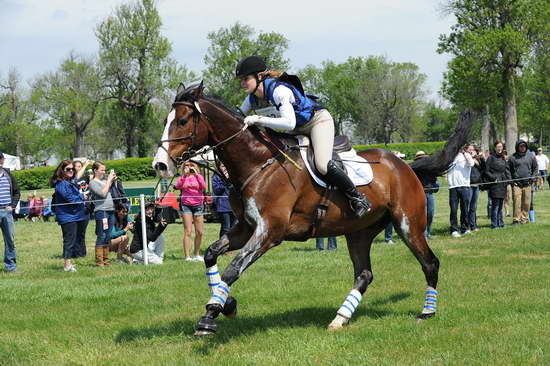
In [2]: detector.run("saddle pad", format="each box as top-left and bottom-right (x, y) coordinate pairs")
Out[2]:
(297, 136), (373, 187)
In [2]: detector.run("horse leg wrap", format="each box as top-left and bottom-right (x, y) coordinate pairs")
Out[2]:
(207, 281), (230, 307)
(336, 289), (363, 319)
(421, 286), (438, 314)
(206, 265), (221, 294)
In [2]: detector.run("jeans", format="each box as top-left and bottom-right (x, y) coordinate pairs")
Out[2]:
(384, 223), (393, 242)
(94, 211), (115, 246)
(468, 186), (480, 230)
(449, 187), (472, 233)
(316, 237), (337, 250)
(75, 219), (89, 257)
(0, 208), (16, 271)
(218, 211), (236, 239)
(425, 192), (435, 238)
(489, 197), (504, 228)
(61, 220), (88, 259)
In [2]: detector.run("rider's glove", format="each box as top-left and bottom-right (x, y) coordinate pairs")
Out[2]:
(244, 115), (261, 126)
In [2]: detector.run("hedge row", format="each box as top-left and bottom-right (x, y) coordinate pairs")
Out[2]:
(354, 141), (446, 160)
(12, 157), (156, 191)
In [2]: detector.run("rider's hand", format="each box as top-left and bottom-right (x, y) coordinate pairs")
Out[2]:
(244, 115), (261, 126)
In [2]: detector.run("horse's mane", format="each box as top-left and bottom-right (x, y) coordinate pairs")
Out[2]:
(174, 83), (244, 122)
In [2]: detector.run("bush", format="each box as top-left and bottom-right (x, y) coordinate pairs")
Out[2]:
(12, 157), (157, 191)
(354, 142), (446, 160)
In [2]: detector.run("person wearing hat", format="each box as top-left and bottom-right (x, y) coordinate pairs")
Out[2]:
(414, 151), (439, 239)
(235, 56), (371, 218)
(0, 152), (20, 272)
(535, 148), (548, 190)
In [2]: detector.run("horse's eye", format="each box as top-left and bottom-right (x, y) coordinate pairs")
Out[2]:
(179, 118), (188, 126)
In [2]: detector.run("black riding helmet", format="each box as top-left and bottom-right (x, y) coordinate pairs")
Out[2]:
(235, 56), (267, 78)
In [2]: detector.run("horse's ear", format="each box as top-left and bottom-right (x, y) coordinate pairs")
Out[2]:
(176, 83), (186, 96)
(193, 81), (204, 99)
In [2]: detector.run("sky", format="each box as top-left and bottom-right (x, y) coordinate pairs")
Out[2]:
(0, 0), (455, 100)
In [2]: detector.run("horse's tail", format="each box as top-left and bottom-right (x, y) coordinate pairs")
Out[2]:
(409, 110), (475, 185)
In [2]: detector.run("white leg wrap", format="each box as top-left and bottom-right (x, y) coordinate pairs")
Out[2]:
(336, 289), (362, 319)
(206, 265), (221, 294)
(422, 286), (438, 314)
(207, 280), (230, 307)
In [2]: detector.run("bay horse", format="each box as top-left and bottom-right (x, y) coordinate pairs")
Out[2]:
(153, 83), (472, 336)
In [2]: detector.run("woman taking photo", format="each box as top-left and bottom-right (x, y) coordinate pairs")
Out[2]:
(175, 161), (205, 262)
(72, 159), (92, 257)
(49, 160), (88, 272)
(89, 161), (116, 266)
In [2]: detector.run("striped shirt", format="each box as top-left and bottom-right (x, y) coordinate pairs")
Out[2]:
(0, 172), (11, 206)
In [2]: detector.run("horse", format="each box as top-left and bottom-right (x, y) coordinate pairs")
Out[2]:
(153, 83), (472, 336)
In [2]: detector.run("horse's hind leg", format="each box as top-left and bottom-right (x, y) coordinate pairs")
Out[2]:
(393, 214), (440, 321)
(328, 227), (381, 330)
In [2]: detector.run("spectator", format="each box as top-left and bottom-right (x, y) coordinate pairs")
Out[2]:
(414, 151), (439, 239)
(27, 194), (42, 221)
(468, 145), (484, 232)
(447, 144), (475, 237)
(109, 203), (133, 264)
(384, 223), (395, 244)
(508, 140), (538, 225)
(484, 141), (510, 229)
(175, 161), (205, 262)
(89, 162), (117, 266)
(130, 201), (167, 264)
(212, 164), (235, 239)
(502, 150), (512, 217)
(535, 148), (549, 189)
(73, 159), (92, 257)
(0, 151), (20, 273)
(49, 160), (88, 272)
(316, 237), (337, 251)
(42, 197), (54, 222)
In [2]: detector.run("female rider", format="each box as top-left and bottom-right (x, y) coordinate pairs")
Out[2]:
(235, 55), (370, 217)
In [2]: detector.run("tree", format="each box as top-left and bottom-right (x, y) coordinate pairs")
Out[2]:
(32, 53), (105, 158)
(422, 102), (458, 142)
(202, 22), (289, 107)
(0, 68), (51, 163)
(438, 0), (549, 153)
(95, 0), (194, 157)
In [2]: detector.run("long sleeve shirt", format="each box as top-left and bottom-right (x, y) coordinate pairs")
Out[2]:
(447, 152), (475, 188)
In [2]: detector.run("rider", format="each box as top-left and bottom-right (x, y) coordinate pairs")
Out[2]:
(236, 56), (371, 217)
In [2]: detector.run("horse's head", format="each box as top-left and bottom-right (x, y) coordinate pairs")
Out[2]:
(153, 82), (210, 178)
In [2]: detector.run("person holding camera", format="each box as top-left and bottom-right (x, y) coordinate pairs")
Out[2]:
(72, 159), (93, 257)
(447, 144), (475, 238)
(175, 161), (205, 262)
(89, 161), (116, 266)
(129, 201), (168, 265)
(109, 203), (134, 264)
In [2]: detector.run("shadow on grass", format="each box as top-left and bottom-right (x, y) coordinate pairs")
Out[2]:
(115, 291), (413, 351)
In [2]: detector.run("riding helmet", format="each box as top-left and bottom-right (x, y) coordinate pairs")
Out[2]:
(235, 56), (267, 78)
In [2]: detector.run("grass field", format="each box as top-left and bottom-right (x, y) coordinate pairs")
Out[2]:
(2, 187), (550, 365)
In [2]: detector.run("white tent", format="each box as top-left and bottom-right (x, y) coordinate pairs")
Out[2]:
(2, 153), (21, 170)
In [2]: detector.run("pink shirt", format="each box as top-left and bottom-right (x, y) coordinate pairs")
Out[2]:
(175, 174), (206, 207)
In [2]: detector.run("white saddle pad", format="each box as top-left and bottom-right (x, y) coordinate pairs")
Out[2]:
(297, 136), (373, 187)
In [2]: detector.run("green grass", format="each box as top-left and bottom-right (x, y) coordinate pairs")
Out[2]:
(2, 188), (550, 365)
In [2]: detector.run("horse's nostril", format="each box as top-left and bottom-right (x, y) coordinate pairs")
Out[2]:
(155, 162), (167, 171)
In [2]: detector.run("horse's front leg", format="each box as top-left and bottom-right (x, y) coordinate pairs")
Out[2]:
(194, 201), (284, 336)
(202, 221), (252, 319)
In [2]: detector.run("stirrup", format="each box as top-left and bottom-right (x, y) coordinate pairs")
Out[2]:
(349, 196), (371, 217)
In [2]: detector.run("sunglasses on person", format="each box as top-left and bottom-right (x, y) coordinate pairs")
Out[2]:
(64, 167), (75, 172)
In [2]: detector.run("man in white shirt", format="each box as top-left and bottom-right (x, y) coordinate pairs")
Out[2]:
(535, 148), (549, 189)
(446, 145), (475, 238)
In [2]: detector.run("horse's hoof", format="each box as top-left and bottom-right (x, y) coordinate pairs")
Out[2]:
(195, 316), (217, 335)
(221, 296), (237, 319)
(416, 312), (435, 323)
(327, 314), (348, 331)
(193, 329), (216, 337)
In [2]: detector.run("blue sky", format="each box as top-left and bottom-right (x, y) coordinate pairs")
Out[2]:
(0, 0), (455, 100)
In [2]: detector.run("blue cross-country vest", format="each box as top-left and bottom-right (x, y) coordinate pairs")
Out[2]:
(249, 77), (323, 127)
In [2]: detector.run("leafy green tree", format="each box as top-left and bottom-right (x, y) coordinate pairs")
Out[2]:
(202, 22), (289, 107)
(95, 0), (194, 157)
(438, 0), (549, 153)
(32, 53), (105, 158)
(422, 102), (458, 142)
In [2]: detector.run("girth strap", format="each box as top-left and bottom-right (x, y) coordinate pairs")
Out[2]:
(309, 186), (334, 237)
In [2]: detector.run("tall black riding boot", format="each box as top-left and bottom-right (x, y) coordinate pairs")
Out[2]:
(324, 160), (371, 217)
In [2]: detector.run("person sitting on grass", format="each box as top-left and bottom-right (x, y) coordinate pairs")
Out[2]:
(108, 203), (134, 264)
(129, 201), (168, 265)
